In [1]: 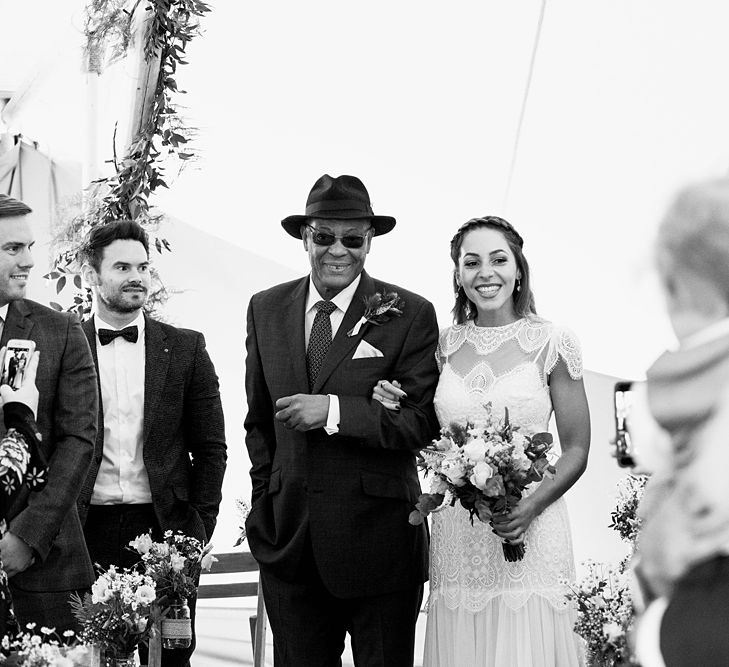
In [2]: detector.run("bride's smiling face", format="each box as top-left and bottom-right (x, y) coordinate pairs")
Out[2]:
(458, 227), (521, 326)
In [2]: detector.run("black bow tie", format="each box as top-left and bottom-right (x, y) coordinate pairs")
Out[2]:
(98, 325), (139, 346)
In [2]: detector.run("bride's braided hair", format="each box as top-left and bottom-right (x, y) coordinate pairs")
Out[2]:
(450, 216), (537, 324)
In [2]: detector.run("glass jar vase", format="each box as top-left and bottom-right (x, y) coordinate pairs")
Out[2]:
(161, 598), (192, 649)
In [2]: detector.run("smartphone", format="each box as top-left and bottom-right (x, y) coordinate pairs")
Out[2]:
(1, 339), (36, 390)
(613, 380), (635, 468)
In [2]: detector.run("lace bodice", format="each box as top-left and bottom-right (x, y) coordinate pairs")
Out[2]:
(429, 317), (583, 612)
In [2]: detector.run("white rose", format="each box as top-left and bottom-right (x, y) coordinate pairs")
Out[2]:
(129, 533), (154, 555)
(135, 584), (156, 605)
(440, 457), (467, 486)
(201, 552), (218, 571)
(462, 438), (488, 464)
(170, 553), (186, 572)
(91, 578), (112, 604)
(469, 461), (494, 491)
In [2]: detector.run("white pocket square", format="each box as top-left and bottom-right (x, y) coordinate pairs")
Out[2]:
(352, 339), (384, 359)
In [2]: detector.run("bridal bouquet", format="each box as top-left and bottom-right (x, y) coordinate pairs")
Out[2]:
(70, 567), (156, 661)
(409, 403), (556, 561)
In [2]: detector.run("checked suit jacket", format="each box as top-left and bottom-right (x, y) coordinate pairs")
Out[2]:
(77, 315), (227, 544)
(2, 299), (98, 592)
(244, 271), (440, 599)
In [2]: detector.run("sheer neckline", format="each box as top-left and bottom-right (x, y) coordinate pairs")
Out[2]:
(468, 317), (526, 331)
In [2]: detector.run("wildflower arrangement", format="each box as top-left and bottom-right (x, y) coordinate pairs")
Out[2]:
(409, 404), (556, 561)
(609, 474), (648, 545)
(566, 562), (637, 666)
(69, 567), (156, 658)
(128, 531), (216, 603)
(566, 475), (648, 666)
(0, 624), (90, 667)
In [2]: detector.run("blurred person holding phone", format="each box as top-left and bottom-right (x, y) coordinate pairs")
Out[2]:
(630, 179), (729, 667)
(0, 194), (98, 633)
(0, 346), (47, 636)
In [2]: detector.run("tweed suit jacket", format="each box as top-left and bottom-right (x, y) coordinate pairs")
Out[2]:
(77, 315), (227, 543)
(2, 299), (98, 592)
(244, 271), (440, 599)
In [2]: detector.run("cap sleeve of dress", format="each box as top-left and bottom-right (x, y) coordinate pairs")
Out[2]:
(435, 326), (451, 373)
(545, 325), (583, 380)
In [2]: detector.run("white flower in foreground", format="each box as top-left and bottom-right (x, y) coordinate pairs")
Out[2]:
(201, 551), (218, 571)
(440, 456), (467, 486)
(136, 584), (156, 605)
(170, 553), (187, 572)
(129, 533), (154, 554)
(91, 577), (113, 604)
(462, 438), (488, 464)
(469, 461), (494, 491)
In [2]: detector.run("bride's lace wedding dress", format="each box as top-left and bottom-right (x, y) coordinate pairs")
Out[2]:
(424, 317), (585, 667)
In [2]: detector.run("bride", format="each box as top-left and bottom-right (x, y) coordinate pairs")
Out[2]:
(374, 216), (590, 666)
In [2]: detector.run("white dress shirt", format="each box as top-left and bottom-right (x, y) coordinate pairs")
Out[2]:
(91, 311), (152, 505)
(305, 274), (361, 434)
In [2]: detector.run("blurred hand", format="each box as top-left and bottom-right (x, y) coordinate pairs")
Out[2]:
(0, 349), (39, 419)
(0, 532), (35, 578)
(372, 379), (406, 411)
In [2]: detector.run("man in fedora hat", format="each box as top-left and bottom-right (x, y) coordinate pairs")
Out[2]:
(244, 174), (439, 666)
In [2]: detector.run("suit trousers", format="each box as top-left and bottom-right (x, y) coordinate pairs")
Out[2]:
(260, 532), (423, 667)
(84, 504), (197, 667)
(660, 555), (729, 666)
(9, 584), (86, 635)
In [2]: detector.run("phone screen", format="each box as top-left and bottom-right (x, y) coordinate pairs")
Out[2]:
(613, 381), (635, 467)
(1, 343), (34, 390)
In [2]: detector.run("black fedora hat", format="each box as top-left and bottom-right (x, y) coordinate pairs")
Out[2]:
(281, 174), (396, 239)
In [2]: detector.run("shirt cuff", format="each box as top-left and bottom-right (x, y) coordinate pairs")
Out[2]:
(324, 394), (340, 435)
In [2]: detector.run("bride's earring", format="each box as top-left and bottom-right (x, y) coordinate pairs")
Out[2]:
(516, 278), (522, 292)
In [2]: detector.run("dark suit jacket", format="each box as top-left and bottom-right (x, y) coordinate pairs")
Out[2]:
(2, 299), (98, 592)
(77, 315), (227, 543)
(244, 272), (439, 598)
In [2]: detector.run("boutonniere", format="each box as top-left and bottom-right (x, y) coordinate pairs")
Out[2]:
(347, 291), (405, 337)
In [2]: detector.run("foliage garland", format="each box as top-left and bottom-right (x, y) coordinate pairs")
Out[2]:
(47, 0), (210, 318)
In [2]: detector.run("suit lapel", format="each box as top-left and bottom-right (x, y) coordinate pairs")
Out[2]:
(143, 315), (170, 443)
(0, 300), (34, 347)
(311, 272), (374, 394)
(82, 316), (105, 460)
(285, 277), (310, 393)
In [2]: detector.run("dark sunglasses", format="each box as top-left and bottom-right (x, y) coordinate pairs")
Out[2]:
(305, 224), (371, 249)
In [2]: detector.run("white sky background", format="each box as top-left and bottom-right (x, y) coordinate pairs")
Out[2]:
(3, 1), (729, 379)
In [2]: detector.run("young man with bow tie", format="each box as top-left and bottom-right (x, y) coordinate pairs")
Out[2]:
(76, 220), (227, 667)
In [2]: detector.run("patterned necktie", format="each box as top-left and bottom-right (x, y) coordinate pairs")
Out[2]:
(98, 325), (139, 346)
(306, 300), (337, 389)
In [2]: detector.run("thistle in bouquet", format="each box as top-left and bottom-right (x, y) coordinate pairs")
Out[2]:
(1, 624), (91, 667)
(409, 403), (557, 562)
(69, 566), (155, 659)
(565, 561), (639, 667)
